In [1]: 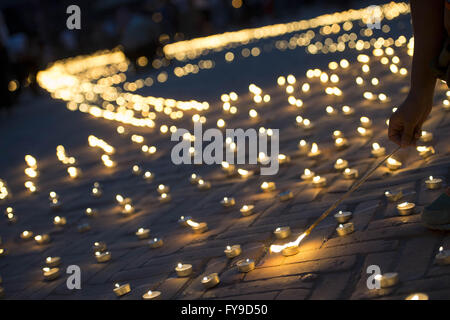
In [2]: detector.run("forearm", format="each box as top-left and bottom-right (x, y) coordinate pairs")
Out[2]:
(409, 0), (445, 99)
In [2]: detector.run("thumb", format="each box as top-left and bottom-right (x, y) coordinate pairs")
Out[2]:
(401, 124), (415, 147)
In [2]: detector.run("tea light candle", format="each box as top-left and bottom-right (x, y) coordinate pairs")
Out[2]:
(175, 263), (193, 277)
(178, 216), (193, 226)
(386, 157), (402, 170)
(159, 193), (171, 203)
(334, 210), (353, 223)
(85, 207), (98, 217)
(116, 195), (132, 205)
(0, 248), (7, 257)
(34, 234), (50, 245)
(132, 165), (142, 176)
(221, 161), (235, 175)
(221, 197), (235, 207)
(360, 116), (372, 128)
(95, 251), (111, 263)
(136, 228), (150, 239)
(405, 293), (429, 300)
(298, 140), (310, 154)
(335, 137), (349, 149)
(278, 154), (291, 165)
(50, 198), (61, 211)
(397, 202), (415, 216)
(274, 226), (291, 239)
(301, 168), (315, 180)
(201, 273), (220, 289)
(91, 183), (102, 197)
(332, 130), (343, 139)
(312, 176), (327, 187)
(189, 173), (201, 184)
(149, 237), (163, 248)
(113, 283), (131, 297)
(93, 242), (107, 252)
(191, 222), (208, 234)
(425, 176), (443, 190)
(143, 171), (154, 182)
(6, 212), (17, 224)
(157, 184), (170, 194)
(435, 246), (450, 265)
(261, 181), (276, 192)
(53, 216), (66, 227)
(308, 143), (321, 158)
(336, 222), (354, 236)
(45, 256), (61, 267)
(371, 143), (386, 157)
(240, 205), (255, 217)
(21, 230), (33, 240)
(357, 127), (372, 137)
(43, 267), (60, 281)
(384, 190), (403, 202)
(121, 203), (135, 215)
(281, 245), (300, 257)
(142, 290), (161, 300)
(375, 272), (399, 288)
(236, 258), (255, 273)
(343, 168), (358, 179)
(237, 168), (254, 178)
(334, 158), (348, 170)
(342, 105), (354, 115)
(279, 190), (293, 201)
(420, 130), (433, 143)
(197, 179), (211, 190)
(417, 146), (435, 158)
(224, 245), (242, 258)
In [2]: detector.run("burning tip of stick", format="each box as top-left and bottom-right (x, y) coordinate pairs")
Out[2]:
(270, 232), (307, 253)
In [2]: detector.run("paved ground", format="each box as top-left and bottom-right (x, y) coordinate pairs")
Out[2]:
(1, 2), (450, 300)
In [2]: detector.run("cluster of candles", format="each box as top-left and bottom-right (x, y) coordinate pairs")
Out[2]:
(116, 194), (135, 215)
(157, 184), (171, 203)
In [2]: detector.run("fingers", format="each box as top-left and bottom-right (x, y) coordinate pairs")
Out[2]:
(401, 123), (415, 147)
(388, 115), (402, 146)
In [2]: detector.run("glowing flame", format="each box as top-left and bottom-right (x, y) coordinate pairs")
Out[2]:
(372, 142), (380, 150)
(387, 157), (401, 165)
(311, 143), (319, 153)
(270, 232), (307, 253)
(186, 219), (200, 228)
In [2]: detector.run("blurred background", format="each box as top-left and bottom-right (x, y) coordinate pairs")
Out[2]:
(0, 0), (376, 111)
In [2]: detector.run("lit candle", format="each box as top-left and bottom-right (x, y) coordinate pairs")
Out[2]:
(189, 220), (208, 234)
(116, 194), (131, 205)
(278, 154), (291, 165)
(308, 143), (321, 158)
(343, 168), (358, 179)
(420, 130), (433, 143)
(21, 230), (33, 240)
(221, 161), (235, 175)
(224, 245), (242, 258)
(50, 198), (61, 211)
(197, 179), (211, 190)
(274, 226), (291, 239)
(121, 203), (135, 215)
(67, 166), (80, 179)
(178, 216), (193, 227)
(175, 263), (193, 277)
(157, 184), (170, 194)
(189, 173), (200, 184)
(85, 207), (98, 217)
(91, 182), (102, 197)
(240, 205), (255, 217)
(336, 222), (354, 236)
(95, 251), (111, 263)
(360, 116), (372, 128)
(34, 234), (51, 245)
(237, 169), (254, 178)
(332, 130), (343, 139)
(221, 197), (235, 207)
(371, 143), (386, 157)
(113, 283), (131, 297)
(236, 258), (255, 273)
(435, 246), (450, 265)
(405, 293), (429, 300)
(93, 242), (107, 252)
(159, 193), (171, 204)
(312, 176), (327, 187)
(279, 190), (293, 201)
(342, 105), (354, 115)
(425, 176), (443, 190)
(357, 127), (372, 137)
(6, 212), (17, 224)
(142, 290), (161, 300)
(261, 181), (276, 192)
(45, 256), (61, 267)
(397, 202), (415, 216)
(201, 273), (220, 289)
(43, 267), (60, 281)
(334, 158), (348, 170)
(416, 146), (435, 159)
(132, 165), (142, 176)
(136, 228), (150, 239)
(386, 157), (402, 170)
(53, 216), (67, 227)
(149, 237), (163, 248)
(384, 190), (403, 202)
(301, 168), (315, 180)
(143, 171), (154, 182)
(298, 140), (310, 155)
(0, 248), (7, 257)
(334, 137), (349, 149)
(334, 211), (353, 223)
(375, 272), (399, 288)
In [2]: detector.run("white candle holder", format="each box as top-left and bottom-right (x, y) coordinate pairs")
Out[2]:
(334, 211), (352, 223)
(343, 168), (358, 179)
(371, 143), (386, 157)
(274, 226), (291, 239)
(201, 273), (220, 289)
(334, 159), (348, 171)
(312, 176), (327, 188)
(386, 158), (402, 170)
(95, 251), (111, 263)
(240, 205), (255, 217)
(175, 263), (193, 277)
(142, 290), (161, 300)
(301, 169), (315, 181)
(236, 258), (255, 273)
(425, 176), (443, 190)
(336, 222), (354, 236)
(113, 283), (131, 297)
(224, 245), (241, 258)
(396, 202), (415, 216)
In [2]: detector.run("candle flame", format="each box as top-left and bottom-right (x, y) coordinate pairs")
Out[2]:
(304, 168), (311, 175)
(270, 232), (307, 253)
(311, 143), (318, 153)
(372, 142), (380, 150)
(186, 219), (200, 228)
(387, 157), (401, 165)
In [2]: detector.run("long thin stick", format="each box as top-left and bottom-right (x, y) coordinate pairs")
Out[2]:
(303, 146), (401, 236)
